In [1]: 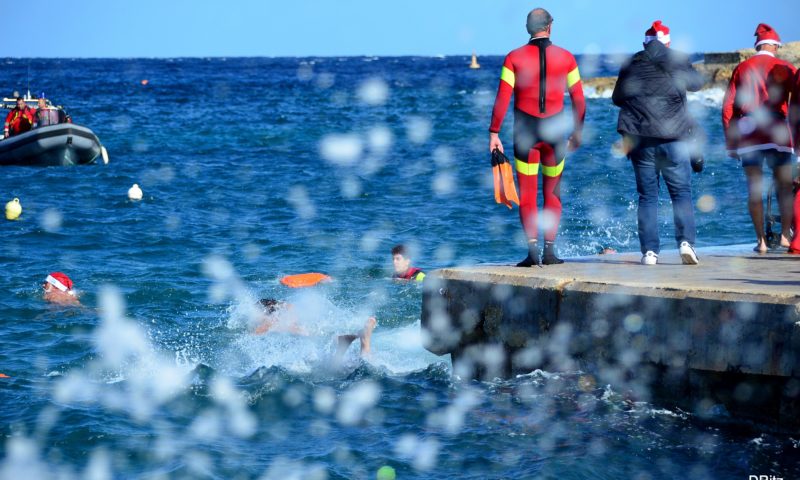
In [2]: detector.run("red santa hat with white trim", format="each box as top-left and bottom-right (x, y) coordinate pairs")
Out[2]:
(45, 272), (75, 295)
(644, 20), (670, 45)
(754, 23), (781, 48)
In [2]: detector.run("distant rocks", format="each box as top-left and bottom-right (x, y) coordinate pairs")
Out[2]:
(583, 40), (800, 97)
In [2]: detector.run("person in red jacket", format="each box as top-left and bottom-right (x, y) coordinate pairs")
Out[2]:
(789, 69), (800, 254)
(488, 8), (586, 266)
(722, 24), (797, 253)
(4, 97), (34, 138)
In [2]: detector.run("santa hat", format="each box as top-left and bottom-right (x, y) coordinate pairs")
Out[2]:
(644, 20), (671, 45)
(45, 272), (75, 294)
(754, 23), (781, 48)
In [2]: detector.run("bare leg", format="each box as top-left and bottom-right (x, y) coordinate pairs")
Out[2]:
(773, 164), (794, 247)
(359, 317), (377, 357)
(744, 165), (766, 252)
(334, 317), (377, 361)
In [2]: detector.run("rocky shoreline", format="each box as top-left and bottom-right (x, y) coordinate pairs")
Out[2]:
(583, 40), (800, 96)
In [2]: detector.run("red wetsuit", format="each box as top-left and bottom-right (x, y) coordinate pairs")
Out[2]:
(722, 51), (796, 157)
(489, 37), (586, 242)
(4, 106), (34, 137)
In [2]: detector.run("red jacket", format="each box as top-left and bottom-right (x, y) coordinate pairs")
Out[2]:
(4, 106), (34, 135)
(722, 51), (796, 156)
(791, 69), (800, 155)
(490, 38), (586, 135)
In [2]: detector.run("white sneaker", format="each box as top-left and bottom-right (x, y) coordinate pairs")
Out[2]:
(679, 241), (699, 265)
(641, 251), (658, 265)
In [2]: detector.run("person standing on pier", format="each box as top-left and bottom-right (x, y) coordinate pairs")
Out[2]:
(788, 68), (800, 255)
(722, 24), (797, 254)
(612, 20), (704, 266)
(488, 7), (586, 267)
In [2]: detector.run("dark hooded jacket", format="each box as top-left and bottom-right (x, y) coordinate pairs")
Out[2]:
(612, 40), (704, 140)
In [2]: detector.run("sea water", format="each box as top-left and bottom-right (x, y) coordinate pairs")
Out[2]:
(0, 56), (797, 479)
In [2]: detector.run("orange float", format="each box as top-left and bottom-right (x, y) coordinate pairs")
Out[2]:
(280, 272), (332, 288)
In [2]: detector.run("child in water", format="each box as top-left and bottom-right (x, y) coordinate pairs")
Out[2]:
(391, 244), (425, 282)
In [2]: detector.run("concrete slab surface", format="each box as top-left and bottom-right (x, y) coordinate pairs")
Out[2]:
(434, 244), (800, 304)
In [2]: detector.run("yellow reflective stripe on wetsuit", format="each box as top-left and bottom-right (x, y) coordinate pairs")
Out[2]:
(500, 66), (515, 88)
(541, 159), (565, 177)
(566, 67), (581, 89)
(515, 158), (540, 176)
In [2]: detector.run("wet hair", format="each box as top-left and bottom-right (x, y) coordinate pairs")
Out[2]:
(391, 244), (407, 256)
(526, 8), (553, 35)
(258, 298), (281, 314)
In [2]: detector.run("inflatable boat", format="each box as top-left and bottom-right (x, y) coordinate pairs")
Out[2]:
(0, 95), (108, 167)
(0, 123), (108, 166)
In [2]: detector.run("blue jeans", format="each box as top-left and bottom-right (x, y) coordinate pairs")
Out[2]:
(629, 137), (696, 254)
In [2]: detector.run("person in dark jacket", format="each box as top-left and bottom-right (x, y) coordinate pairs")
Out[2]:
(612, 20), (705, 266)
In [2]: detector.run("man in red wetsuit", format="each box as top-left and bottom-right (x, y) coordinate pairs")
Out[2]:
(489, 8), (586, 266)
(789, 69), (800, 254)
(4, 97), (34, 138)
(722, 24), (796, 253)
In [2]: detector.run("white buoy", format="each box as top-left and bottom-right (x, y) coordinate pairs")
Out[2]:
(5, 198), (21, 220)
(128, 184), (143, 201)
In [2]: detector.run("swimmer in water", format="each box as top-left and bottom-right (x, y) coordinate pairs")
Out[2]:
(43, 272), (81, 306)
(254, 298), (376, 358)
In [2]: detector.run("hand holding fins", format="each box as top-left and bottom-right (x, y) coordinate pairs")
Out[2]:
(492, 148), (503, 205)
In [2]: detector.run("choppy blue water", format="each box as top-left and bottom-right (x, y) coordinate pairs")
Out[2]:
(0, 55), (797, 479)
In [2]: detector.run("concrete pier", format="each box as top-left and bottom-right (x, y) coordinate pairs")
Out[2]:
(421, 245), (800, 429)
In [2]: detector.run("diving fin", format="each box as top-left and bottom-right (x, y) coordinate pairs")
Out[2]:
(492, 148), (512, 208)
(499, 160), (519, 206)
(492, 148), (519, 209)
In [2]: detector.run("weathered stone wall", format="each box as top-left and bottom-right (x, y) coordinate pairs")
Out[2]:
(421, 274), (800, 429)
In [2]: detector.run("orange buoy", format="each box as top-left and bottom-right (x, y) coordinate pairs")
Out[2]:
(141, 79), (149, 86)
(280, 272), (332, 288)
(0, 373), (9, 378)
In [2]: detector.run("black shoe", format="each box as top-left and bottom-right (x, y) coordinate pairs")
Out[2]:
(542, 241), (564, 265)
(516, 241), (540, 267)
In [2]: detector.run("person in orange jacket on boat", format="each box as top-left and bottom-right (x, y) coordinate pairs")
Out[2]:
(4, 97), (34, 138)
